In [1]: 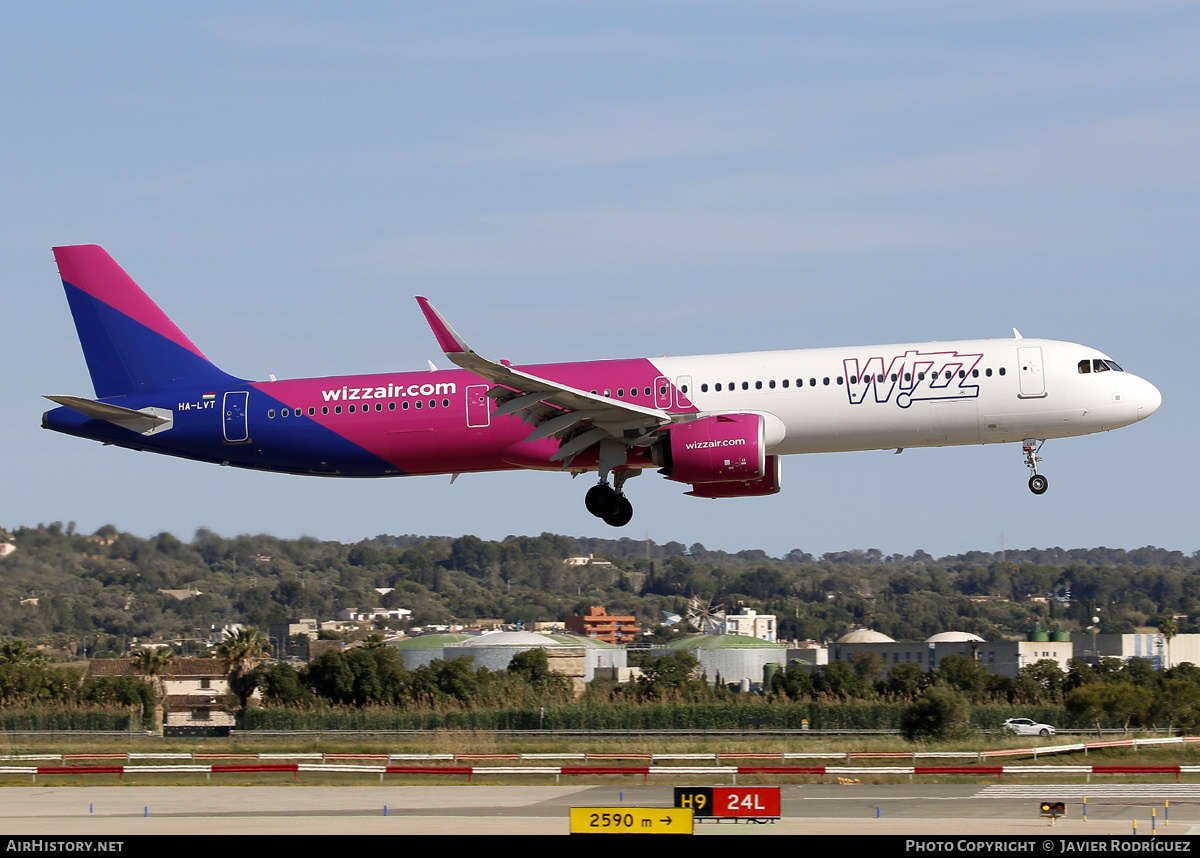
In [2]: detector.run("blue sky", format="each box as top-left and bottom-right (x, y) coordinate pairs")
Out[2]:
(2, 2), (1196, 559)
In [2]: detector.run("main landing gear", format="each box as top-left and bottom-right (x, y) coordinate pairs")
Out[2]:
(1022, 438), (1048, 495)
(585, 471), (635, 527)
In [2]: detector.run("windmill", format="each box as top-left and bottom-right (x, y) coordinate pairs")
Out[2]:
(686, 596), (726, 635)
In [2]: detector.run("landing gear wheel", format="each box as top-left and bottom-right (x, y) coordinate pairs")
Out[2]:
(1028, 474), (1048, 495)
(585, 484), (619, 518)
(602, 495), (634, 527)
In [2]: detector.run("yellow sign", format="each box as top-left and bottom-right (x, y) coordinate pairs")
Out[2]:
(569, 807), (694, 835)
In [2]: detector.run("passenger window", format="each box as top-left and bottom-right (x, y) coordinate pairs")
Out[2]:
(986, 368), (992, 377)
(768, 380), (775, 389)
(823, 377), (830, 386)
(755, 381), (762, 390)
(308, 407), (316, 416)
(442, 399), (449, 408)
(972, 370), (978, 378)
(617, 389), (624, 397)
(388, 402), (395, 411)
(782, 379), (789, 388)
(268, 409), (276, 419)
(322, 406), (329, 415)
(837, 377), (843, 385)
(630, 387), (638, 396)
(348, 405), (355, 413)
(742, 382), (749, 390)
(415, 401), (422, 409)
(282, 409), (289, 418)
(959, 370), (966, 379)
(999, 367), (1006, 376)
(402, 402), (410, 410)
(715, 383), (722, 392)
(335, 406), (342, 414)
(376, 403), (382, 411)
(810, 378), (816, 386)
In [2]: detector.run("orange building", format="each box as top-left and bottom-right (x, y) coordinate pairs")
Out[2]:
(564, 606), (639, 645)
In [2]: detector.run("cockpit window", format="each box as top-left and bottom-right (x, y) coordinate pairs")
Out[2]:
(1093, 359), (1110, 373)
(1106, 360), (1124, 372)
(1078, 360), (1091, 374)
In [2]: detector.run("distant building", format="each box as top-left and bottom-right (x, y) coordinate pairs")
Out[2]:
(338, 607), (413, 624)
(831, 630), (1074, 679)
(564, 554), (613, 568)
(722, 607), (776, 642)
(89, 658), (240, 731)
(1079, 633), (1200, 670)
(564, 607), (639, 645)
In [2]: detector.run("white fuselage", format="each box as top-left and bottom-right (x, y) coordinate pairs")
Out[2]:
(651, 337), (1160, 455)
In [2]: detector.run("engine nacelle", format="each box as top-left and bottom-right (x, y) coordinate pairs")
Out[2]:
(653, 413), (766, 484)
(686, 455), (782, 498)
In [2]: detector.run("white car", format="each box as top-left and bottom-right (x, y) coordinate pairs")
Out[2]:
(1003, 717), (1055, 737)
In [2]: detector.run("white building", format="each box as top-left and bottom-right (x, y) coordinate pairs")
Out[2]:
(723, 607), (776, 642)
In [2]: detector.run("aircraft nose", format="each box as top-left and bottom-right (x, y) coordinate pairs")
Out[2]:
(1138, 379), (1162, 420)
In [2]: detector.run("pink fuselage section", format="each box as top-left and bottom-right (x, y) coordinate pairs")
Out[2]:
(252, 358), (678, 477)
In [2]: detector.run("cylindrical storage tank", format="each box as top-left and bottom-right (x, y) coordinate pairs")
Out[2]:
(739, 678), (751, 693)
(1028, 626), (1049, 642)
(1050, 630), (1070, 642)
(763, 662), (780, 689)
(391, 633), (472, 669)
(666, 634), (787, 686)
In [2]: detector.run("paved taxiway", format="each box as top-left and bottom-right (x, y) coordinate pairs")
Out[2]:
(0, 784), (1196, 835)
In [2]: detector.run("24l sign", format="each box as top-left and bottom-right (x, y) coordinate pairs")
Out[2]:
(674, 787), (781, 819)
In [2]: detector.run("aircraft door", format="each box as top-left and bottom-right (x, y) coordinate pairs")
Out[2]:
(654, 376), (673, 410)
(1017, 347), (1047, 399)
(675, 376), (693, 409)
(466, 384), (491, 428)
(223, 391), (249, 442)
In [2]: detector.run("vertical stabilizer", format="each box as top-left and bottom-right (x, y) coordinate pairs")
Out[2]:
(53, 245), (238, 397)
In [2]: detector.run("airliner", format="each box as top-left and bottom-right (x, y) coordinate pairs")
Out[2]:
(43, 245), (1161, 527)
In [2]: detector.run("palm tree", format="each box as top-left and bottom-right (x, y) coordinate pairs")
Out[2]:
(132, 646), (175, 733)
(217, 627), (267, 710)
(1158, 615), (1179, 670)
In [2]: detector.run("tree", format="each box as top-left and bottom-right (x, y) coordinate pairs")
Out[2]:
(636, 651), (704, 700)
(900, 686), (973, 740)
(934, 655), (990, 701)
(1158, 615), (1179, 670)
(132, 646), (175, 733)
(216, 627), (266, 710)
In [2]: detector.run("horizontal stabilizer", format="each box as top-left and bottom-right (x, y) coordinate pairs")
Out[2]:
(44, 395), (173, 435)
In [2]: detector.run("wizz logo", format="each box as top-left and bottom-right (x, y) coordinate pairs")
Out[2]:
(843, 349), (983, 409)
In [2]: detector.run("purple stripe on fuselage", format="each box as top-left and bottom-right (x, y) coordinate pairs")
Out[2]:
(53, 246), (208, 361)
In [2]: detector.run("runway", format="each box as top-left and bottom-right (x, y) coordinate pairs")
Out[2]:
(0, 784), (1195, 836)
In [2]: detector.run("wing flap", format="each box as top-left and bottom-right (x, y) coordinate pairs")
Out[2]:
(416, 298), (671, 455)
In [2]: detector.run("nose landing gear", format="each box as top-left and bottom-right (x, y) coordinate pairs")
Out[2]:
(1023, 439), (1048, 495)
(584, 471), (635, 527)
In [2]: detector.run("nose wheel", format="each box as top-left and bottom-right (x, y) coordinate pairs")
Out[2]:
(584, 472), (635, 527)
(1023, 439), (1048, 495)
